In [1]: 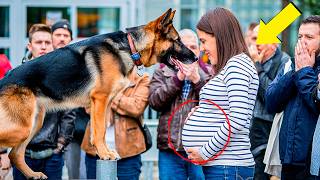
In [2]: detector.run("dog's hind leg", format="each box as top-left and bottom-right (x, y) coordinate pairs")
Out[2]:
(0, 86), (47, 179)
(0, 90), (35, 148)
(9, 105), (47, 179)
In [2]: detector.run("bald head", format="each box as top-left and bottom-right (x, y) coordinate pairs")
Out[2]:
(178, 29), (200, 57)
(251, 25), (278, 60)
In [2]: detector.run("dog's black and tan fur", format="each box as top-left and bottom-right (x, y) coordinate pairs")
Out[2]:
(0, 9), (196, 179)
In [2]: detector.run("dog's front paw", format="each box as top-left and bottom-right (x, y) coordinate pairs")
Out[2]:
(98, 149), (120, 160)
(110, 149), (120, 160)
(27, 172), (48, 180)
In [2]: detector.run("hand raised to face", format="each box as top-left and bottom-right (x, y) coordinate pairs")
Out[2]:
(176, 61), (200, 84)
(295, 39), (316, 72)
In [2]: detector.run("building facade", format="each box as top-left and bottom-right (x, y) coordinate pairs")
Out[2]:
(0, 0), (284, 67)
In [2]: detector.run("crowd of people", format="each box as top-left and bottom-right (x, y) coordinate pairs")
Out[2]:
(0, 7), (319, 180)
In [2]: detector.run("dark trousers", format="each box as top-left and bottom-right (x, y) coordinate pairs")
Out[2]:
(12, 153), (64, 180)
(85, 153), (142, 180)
(250, 118), (272, 180)
(282, 164), (320, 180)
(254, 150), (270, 180)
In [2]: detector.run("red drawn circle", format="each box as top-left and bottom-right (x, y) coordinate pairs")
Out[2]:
(167, 99), (231, 165)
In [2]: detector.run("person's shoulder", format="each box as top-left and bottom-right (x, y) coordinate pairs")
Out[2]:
(280, 51), (291, 63)
(227, 53), (253, 68)
(153, 63), (176, 78)
(225, 53), (257, 77)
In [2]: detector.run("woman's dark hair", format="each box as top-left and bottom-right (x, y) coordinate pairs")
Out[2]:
(197, 8), (249, 73)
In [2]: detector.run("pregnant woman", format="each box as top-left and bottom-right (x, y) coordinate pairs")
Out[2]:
(182, 7), (259, 180)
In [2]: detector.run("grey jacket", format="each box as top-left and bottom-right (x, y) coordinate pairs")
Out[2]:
(253, 48), (290, 121)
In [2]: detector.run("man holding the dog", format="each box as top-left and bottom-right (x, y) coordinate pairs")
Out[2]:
(148, 29), (211, 180)
(265, 15), (320, 179)
(12, 23), (76, 180)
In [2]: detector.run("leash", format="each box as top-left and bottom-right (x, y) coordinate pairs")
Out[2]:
(127, 33), (145, 76)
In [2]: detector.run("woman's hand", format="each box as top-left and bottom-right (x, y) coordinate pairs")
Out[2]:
(176, 62), (200, 84)
(186, 147), (204, 163)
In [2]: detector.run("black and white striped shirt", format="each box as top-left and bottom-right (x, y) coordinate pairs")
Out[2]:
(182, 53), (259, 166)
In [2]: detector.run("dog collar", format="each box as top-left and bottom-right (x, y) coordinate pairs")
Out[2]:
(127, 33), (143, 66)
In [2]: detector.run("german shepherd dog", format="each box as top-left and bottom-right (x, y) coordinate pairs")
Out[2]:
(0, 9), (196, 179)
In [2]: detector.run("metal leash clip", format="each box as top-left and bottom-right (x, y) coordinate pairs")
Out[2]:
(137, 65), (145, 76)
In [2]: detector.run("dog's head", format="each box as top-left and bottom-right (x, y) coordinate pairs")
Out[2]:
(133, 9), (197, 69)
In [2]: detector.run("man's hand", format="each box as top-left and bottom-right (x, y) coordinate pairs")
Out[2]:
(176, 62), (200, 84)
(185, 62), (200, 84)
(53, 142), (65, 154)
(111, 91), (125, 111)
(85, 106), (90, 114)
(249, 45), (265, 63)
(186, 147), (204, 163)
(177, 70), (186, 81)
(295, 40), (316, 71)
(0, 153), (11, 180)
(0, 153), (11, 170)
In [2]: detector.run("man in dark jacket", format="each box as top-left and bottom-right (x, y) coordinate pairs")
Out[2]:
(265, 15), (320, 180)
(149, 29), (211, 180)
(13, 23), (75, 180)
(248, 25), (290, 180)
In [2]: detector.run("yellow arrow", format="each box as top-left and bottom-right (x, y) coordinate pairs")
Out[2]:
(257, 2), (301, 44)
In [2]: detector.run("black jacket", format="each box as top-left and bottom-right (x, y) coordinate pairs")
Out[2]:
(72, 108), (90, 144)
(27, 110), (75, 151)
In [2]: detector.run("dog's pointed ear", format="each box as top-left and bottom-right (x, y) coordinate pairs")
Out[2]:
(157, 8), (175, 33)
(169, 10), (176, 20)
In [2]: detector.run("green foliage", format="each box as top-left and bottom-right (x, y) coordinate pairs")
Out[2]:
(303, 0), (320, 15)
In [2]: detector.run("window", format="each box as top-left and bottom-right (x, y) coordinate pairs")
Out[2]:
(0, 6), (9, 37)
(180, 9), (198, 30)
(26, 7), (70, 37)
(181, 0), (197, 5)
(77, 8), (120, 37)
(0, 48), (10, 60)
